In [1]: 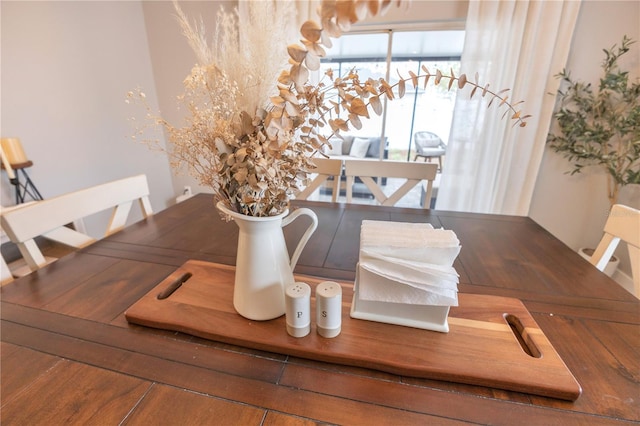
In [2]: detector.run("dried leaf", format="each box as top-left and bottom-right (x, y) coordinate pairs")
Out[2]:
(290, 63), (309, 88)
(458, 73), (467, 89)
(380, 0), (393, 14)
(447, 74), (454, 90)
(281, 114), (292, 130)
(423, 74), (431, 89)
(435, 69), (442, 85)
(370, 95), (383, 115)
(349, 97), (370, 118)
(329, 118), (349, 132)
(300, 20), (322, 43)
(325, 68), (334, 80)
(384, 87), (394, 100)
(234, 168), (248, 184)
(398, 78), (406, 98)
(236, 147), (247, 162)
(349, 113), (363, 130)
(278, 70), (291, 85)
(305, 53), (321, 71)
(323, 17), (342, 38)
(354, 0), (369, 20)
(270, 106), (283, 119)
(279, 88), (298, 104)
(408, 70), (419, 88)
(248, 173), (258, 188)
(336, 0), (357, 30)
(367, 0), (380, 16)
(285, 101), (299, 117)
(266, 123), (279, 140)
(310, 137), (322, 150)
(240, 111), (253, 135)
(320, 1), (337, 19)
(270, 95), (285, 106)
(320, 29), (333, 48)
(302, 40), (326, 57)
(287, 44), (307, 63)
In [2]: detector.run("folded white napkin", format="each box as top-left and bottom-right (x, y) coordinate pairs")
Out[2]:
(360, 220), (460, 265)
(358, 264), (458, 306)
(358, 220), (461, 306)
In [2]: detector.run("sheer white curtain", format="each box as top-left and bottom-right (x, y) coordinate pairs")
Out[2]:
(435, 0), (581, 215)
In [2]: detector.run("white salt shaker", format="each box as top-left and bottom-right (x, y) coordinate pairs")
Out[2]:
(285, 282), (311, 337)
(316, 281), (342, 338)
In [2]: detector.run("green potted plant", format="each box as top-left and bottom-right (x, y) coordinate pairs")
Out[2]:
(547, 36), (640, 276)
(547, 35), (640, 207)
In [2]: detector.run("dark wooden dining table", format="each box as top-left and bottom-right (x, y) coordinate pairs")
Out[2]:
(1, 194), (638, 425)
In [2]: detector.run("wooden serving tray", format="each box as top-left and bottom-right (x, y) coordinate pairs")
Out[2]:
(125, 260), (581, 401)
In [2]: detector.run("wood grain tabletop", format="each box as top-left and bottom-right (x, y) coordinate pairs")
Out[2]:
(2, 194), (638, 425)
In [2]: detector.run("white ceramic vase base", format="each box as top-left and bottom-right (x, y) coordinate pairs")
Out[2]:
(217, 202), (318, 321)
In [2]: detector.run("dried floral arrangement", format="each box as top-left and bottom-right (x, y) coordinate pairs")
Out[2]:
(129, 0), (529, 217)
(547, 35), (639, 206)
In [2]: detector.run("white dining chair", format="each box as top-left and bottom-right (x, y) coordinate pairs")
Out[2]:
(590, 204), (640, 298)
(0, 201), (55, 282)
(1, 252), (14, 285)
(413, 131), (447, 171)
(0, 174), (153, 274)
(344, 160), (438, 209)
(296, 157), (343, 203)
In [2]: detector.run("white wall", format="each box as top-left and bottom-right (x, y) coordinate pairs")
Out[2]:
(529, 0), (640, 283)
(141, 1), (234, 198)
(1, 1), (176, 234)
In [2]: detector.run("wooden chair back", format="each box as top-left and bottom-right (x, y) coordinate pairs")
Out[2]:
(590, 204), (640, 297)
(344, 160), (437, 209)
(0, 174), (153, 273)
(296, 157), (343, 202)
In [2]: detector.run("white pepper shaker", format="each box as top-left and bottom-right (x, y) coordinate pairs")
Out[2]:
(285, 282), (311, 337)
(316, 281), (342, 338)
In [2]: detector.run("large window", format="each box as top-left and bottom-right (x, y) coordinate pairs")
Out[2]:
(320, 30), (464, 161)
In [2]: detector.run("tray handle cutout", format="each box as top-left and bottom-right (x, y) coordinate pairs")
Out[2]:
(504, 314), (541, 358)
(157, 272), (192, 300)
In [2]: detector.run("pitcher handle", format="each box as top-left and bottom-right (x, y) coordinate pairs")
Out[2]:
(282, 208), (318, 270)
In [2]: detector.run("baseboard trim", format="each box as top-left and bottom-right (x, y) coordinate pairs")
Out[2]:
(612, 269), (637, 298)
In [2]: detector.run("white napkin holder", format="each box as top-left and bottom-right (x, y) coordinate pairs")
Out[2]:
(350, 265), (451, 333)
(349, 220), (460, 333)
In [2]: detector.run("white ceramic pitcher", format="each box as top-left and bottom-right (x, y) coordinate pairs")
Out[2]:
(216, 202), (318, 320)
